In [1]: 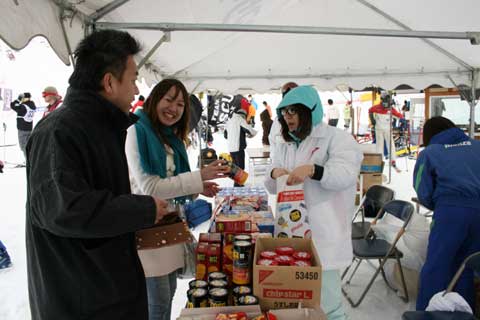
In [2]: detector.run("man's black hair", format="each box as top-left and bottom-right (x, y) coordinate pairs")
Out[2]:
(69, 29), (142, 91)
(328, 99), (333, 105)
(139, 95), (145, 101)
(422, 116), (456, 147)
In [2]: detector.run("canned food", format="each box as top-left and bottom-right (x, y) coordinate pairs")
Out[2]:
(290, 260), (312, 267)
(188, 279), (208, 290)
(257, 258), (278, 266)
(209, 279), (228, 289)
(209, 287), (228, 307)
(232, 285), (252, 305)
(260, 250), (277, 259)
(208, 271), (227, 283)
(186, 288), (208, 308)
(232, 261), (250, 285)
(292, 251), (312, 261)
(233, 240), (252, 264)
(238, 294), (259, 306)
(275, 246), (294, 256)
(234, 234), (252, 242)
(274, 255), (294, 266)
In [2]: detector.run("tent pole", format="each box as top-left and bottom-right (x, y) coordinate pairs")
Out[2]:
(469, 70), (478, 137)
(356, 0), (474, 71)
(58, 7), (75, 67)
(137, 32), (170, 70)
(89, 0), (130, 22)
(95, 21), (480, 44)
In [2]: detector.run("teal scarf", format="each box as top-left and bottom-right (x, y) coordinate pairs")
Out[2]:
(134, 109), (191, 202)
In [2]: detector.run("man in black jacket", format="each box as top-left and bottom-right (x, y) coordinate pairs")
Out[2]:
(26, 29), (170, 320)
(10, 92), (36, 165)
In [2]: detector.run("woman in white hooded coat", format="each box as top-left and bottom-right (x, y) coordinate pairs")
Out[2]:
(264, 86), (363, 320)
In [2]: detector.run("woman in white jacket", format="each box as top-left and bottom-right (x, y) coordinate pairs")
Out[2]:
(264, 86), (362, 320)
(125, 79), (229, 320)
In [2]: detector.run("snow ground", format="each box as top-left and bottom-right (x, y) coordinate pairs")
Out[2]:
(0, 113), (424, 320)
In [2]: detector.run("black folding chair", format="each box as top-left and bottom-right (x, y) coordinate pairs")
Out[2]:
(402, 251), (480, 320)
(352, 185), (395, 239)
(342, 199), (414, 307)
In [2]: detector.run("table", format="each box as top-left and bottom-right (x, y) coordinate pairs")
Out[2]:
(246, 148), (271, 183)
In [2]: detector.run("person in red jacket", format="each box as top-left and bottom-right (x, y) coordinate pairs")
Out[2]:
(131, 95), (145, 113)
(369, 92), (403, 167)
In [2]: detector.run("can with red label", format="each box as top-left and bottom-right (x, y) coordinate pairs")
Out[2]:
(260, 250), (277, 259)
(292, 251), (312, 261)
(275, 246), (295, 256)
(257, 258), (279, 266)
(274, 255), (294, 266)
(290, 259), (312, 267)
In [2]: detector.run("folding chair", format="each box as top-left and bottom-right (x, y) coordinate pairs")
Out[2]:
(342, 199), (414, 307)
(352, 185), (395, 239)
(402, 251), (480, 320)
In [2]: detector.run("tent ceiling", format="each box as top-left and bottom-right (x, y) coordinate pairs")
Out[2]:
(1, 0), (480, 93)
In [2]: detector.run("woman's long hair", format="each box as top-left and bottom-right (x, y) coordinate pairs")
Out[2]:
(142, 78), (190, 144)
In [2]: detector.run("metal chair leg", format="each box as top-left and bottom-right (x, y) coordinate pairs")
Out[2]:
(341, 257), (355, 281)
(396, 257), (409, 303)
(346, 258), (363, 284)
(344, 263), (385, 308)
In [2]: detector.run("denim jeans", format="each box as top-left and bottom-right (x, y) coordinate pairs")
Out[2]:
(146, 271), (177, 320)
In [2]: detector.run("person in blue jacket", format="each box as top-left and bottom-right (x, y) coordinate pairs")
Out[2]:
(414, 116), (480, 311)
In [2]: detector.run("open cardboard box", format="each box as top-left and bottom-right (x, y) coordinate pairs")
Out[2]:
(253, 238), (322, 310)
(177, 305), (262, 320)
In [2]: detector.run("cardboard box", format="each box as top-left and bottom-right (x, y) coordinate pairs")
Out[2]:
(253, 238), (322, 310)
(361, 153), (383, 173)
(177, 305), (262, 320)
(195, 242), (208, 280)
(362, 172), (383, 193)
(214, 213), (254, 233)
(270, 308), (327, 320)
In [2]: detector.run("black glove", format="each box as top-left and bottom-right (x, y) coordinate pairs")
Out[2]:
(0, 160), (4, 173)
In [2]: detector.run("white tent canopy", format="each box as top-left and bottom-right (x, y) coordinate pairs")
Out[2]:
(2, 0), (480, 94)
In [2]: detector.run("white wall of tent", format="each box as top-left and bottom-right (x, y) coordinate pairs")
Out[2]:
(1, 0), (479, 135)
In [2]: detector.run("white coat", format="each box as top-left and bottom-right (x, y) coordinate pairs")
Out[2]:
(225, 113), (257, 152)
(125, 125), (204, 277)
(264, 123), (363, 270)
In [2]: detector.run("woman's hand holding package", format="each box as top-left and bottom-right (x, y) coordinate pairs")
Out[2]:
(153, 197), (170, 224)
(287, 164), (314, 185)
(200, 160), (230, 180)
(201, 181), (220, 197)
(271, 167), (290, 180)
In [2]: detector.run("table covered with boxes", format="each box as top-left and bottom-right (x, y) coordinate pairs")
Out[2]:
(178, 186), (326, 320)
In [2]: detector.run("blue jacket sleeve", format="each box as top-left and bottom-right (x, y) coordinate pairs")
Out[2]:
(413, 150), (435, 210)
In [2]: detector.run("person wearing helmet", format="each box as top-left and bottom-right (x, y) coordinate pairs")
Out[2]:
(414, 117), (480, 312)
(369, 92), (403, 168)
(264, 86), (362, 320)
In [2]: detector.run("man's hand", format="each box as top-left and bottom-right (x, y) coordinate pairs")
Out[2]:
(200, 160), (230, 180)
(152, 197), (169, 224)
(271, 168), (289, 180)
(286, 165), (314, 186)
(201, 181), (220, 197)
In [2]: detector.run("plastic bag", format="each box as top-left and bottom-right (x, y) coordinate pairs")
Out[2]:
(177, 236), (197, 279)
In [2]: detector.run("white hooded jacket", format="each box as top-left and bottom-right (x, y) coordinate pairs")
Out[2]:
(265, 123), (363, 270)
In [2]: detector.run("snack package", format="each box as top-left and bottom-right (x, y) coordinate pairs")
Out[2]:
(274, 175), (311, 239)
